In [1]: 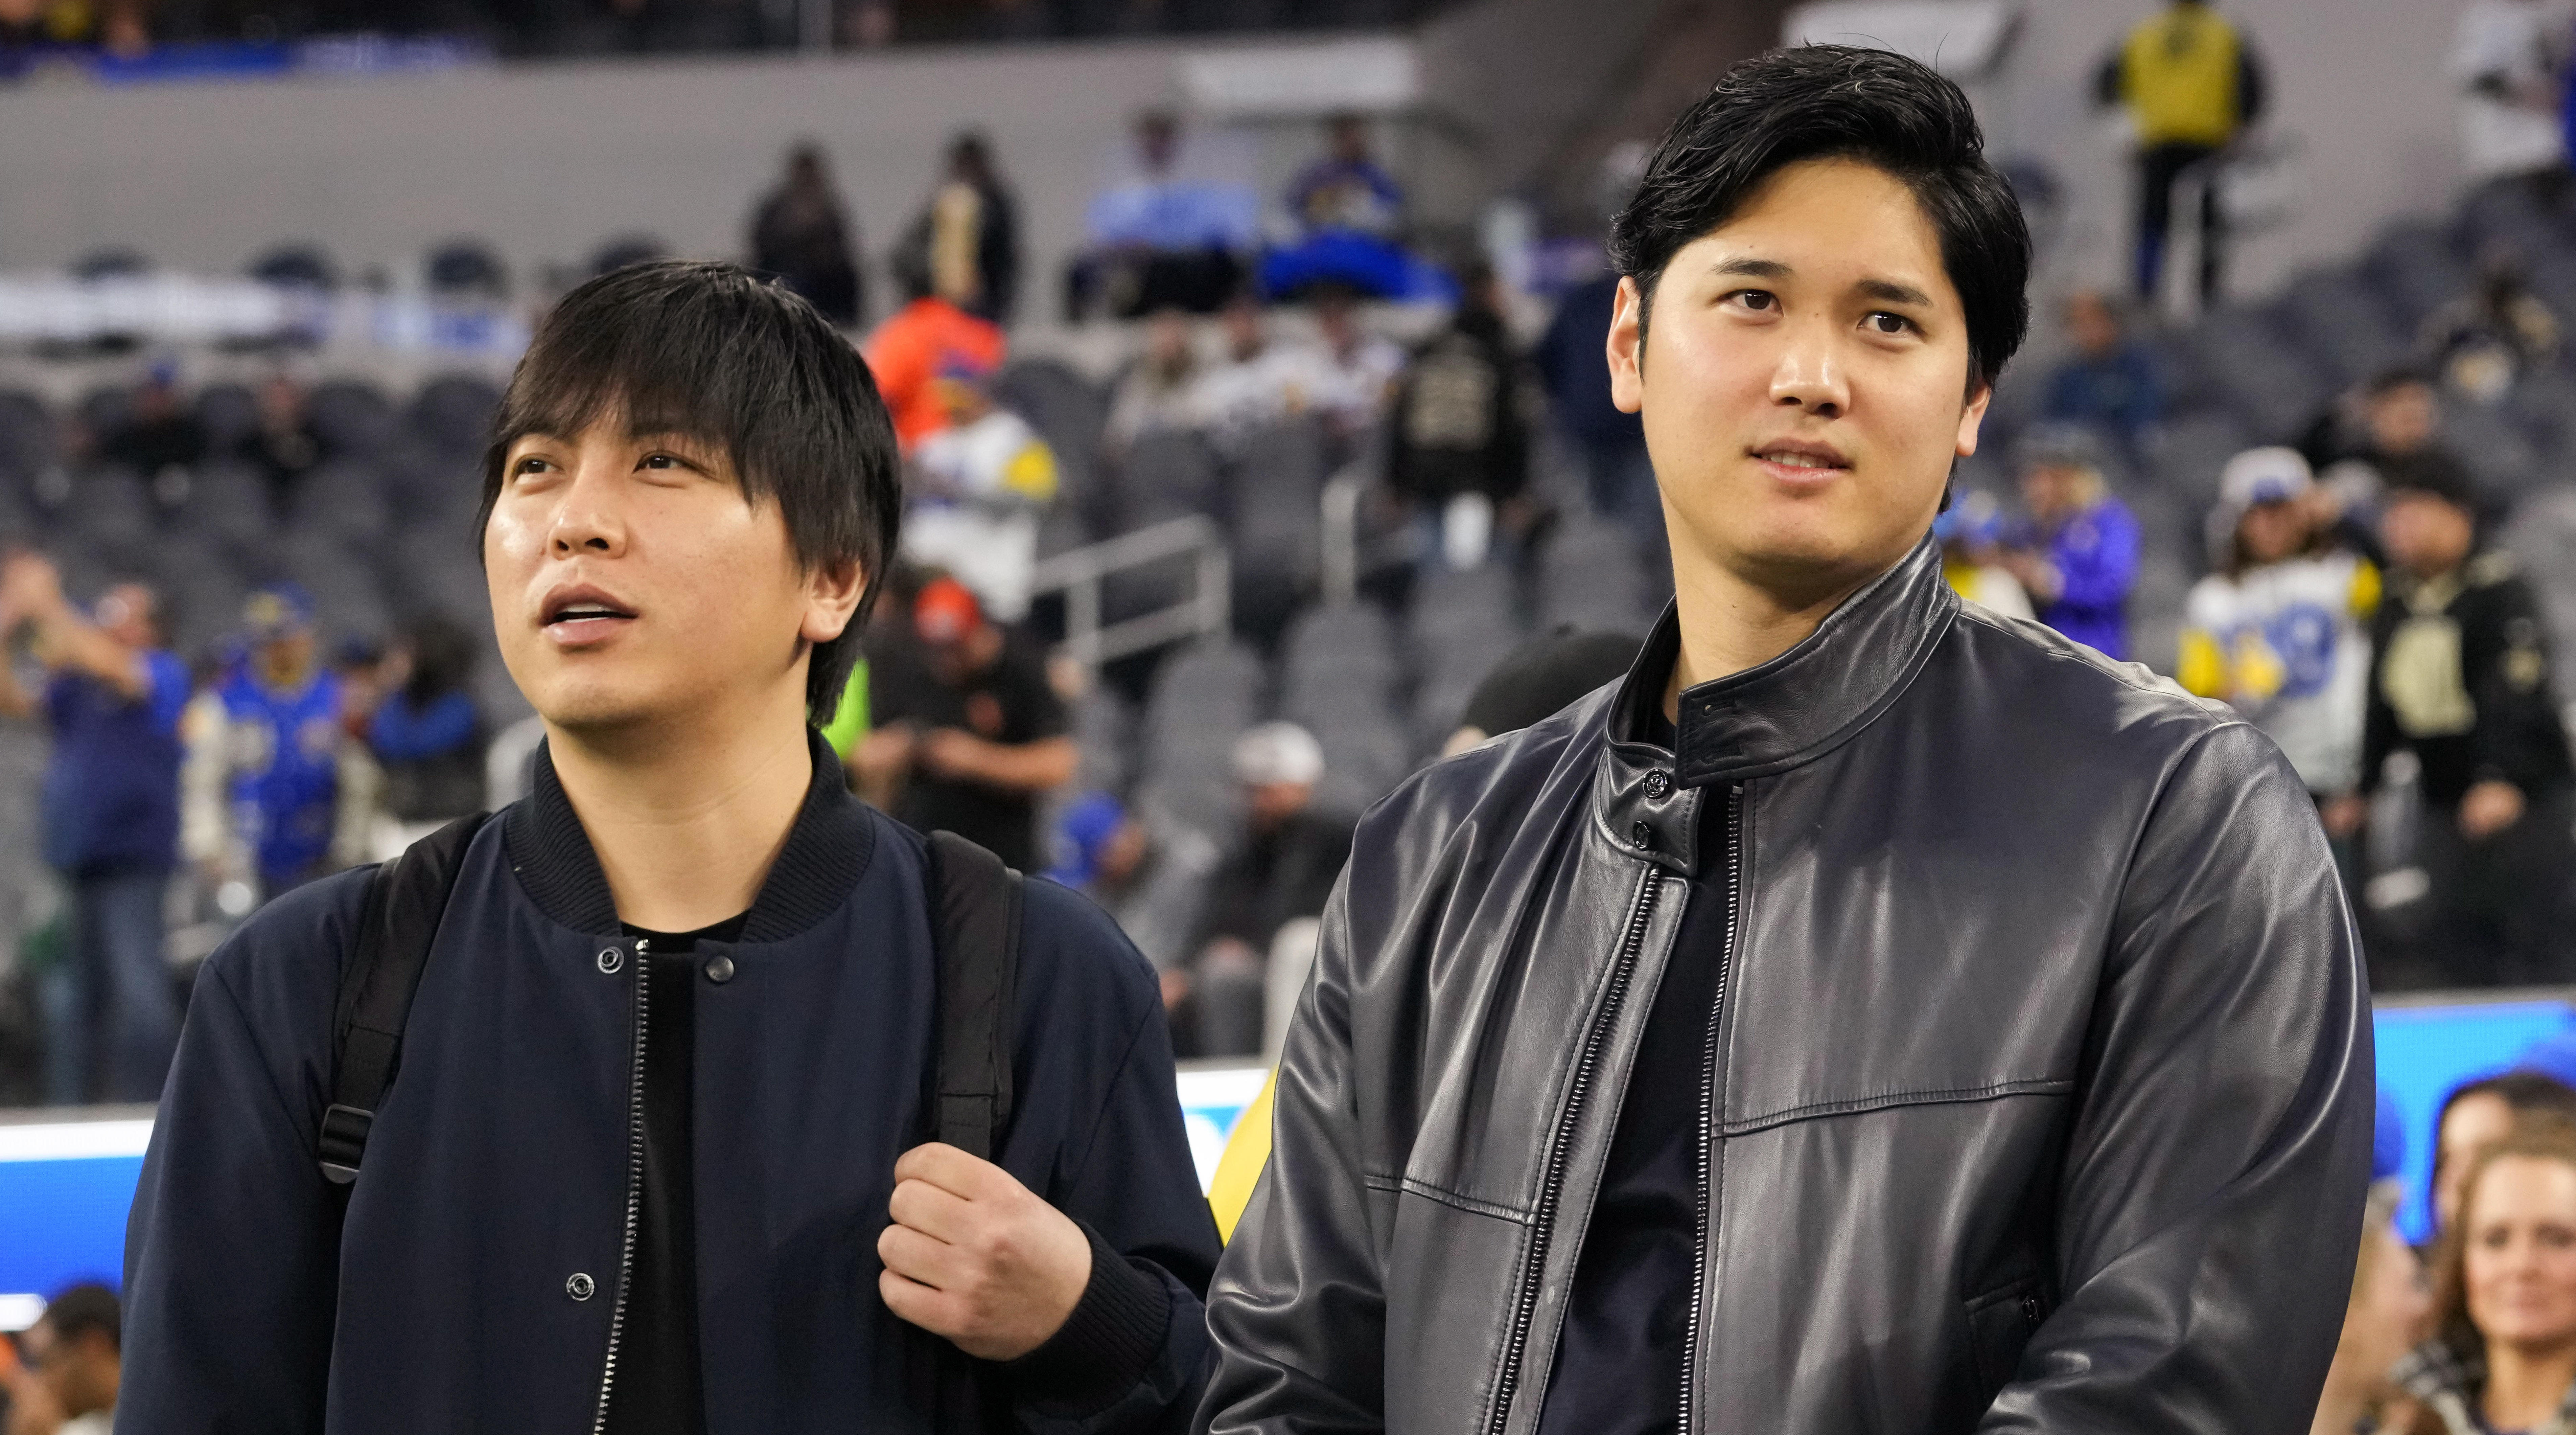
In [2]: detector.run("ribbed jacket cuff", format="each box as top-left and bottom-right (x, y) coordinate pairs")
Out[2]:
(1003, 1220), (1171, 1415)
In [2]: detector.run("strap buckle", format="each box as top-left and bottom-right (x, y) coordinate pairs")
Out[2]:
(317, 1102), (375, 1184)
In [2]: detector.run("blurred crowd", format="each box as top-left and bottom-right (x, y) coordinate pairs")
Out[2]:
(0, 0), (1440, 62)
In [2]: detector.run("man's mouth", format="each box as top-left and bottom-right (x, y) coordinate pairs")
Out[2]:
(1750, 441), (1852, 475)
(540, 586), (637, 643)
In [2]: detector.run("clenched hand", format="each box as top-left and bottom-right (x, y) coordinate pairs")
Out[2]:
(878, 1142), (1092, 1361)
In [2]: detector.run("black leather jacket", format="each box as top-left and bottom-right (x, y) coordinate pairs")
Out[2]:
(1200, 538), (2374, 1434)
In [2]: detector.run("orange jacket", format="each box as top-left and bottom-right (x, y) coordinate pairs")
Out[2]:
(862, 297), (1006, 450)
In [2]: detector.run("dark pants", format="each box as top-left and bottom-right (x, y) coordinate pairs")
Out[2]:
(2135, 141), (2224, 304)
(2403, 786), (2576, 990)
(47, 867), (178, 1104)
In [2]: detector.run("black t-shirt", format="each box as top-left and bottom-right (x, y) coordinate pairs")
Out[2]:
(869, 635), (1067, 872)
(600, 910), (745, 1435)
(1535, 705), (1733, 1435)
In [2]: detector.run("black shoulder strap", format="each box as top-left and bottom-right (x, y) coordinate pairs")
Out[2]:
(925, 830), (1024, 1162)
(319, 812), (492, 1184)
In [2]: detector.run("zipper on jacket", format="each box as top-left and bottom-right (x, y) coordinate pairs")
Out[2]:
(591, 937), (651, 1435)
(1678, 786), (1744, 1433)
(1483, 860), (1665, 1435)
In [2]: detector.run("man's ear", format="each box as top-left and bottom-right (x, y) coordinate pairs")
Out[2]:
(1955, 379), (1993, 458)
(1608, 276), (1647, 416)
(803, 559), (867, 644)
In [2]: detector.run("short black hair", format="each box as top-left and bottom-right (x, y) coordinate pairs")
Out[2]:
(1609, 44), (2032, 392)
(478, 260), (901, 724)
(38, 1283), (119, 1353)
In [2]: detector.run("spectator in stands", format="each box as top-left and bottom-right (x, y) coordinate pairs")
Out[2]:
(238, 368), (325, 516)
(2311, 1181), (2431, 1435)
(1067, 110), (1258, 320)
(2394, 1120), (2576, 1435)
(0, 556), (186, 1104)
(899, 357), (1059, 622)
(2093, 0), (2270, 303)
(896, 131), (1021, 324)
(366, 613), (485, 850)
(2454, 0), (2571, 190)
(1261, 114), (1434, 303)
(2179, 448), (2378, 809)
(182, 585), (366, 902)
(2348, 369), (2480, 502)
(1174, 722), (1349, 1058)
(2424, 251), (2563, 404)
(1104, 307), (1207, 455)
(1386, 261), (1532, 572)
(1934, 490), (2036, 621)
(857, 576), (1074, 872)
(2040, 289), (2163, 454)
(1441, 625), (1643, 756)
(99, 361), (204, 480)
(2002, 426), (2141, 659)
(863, 268), (1006, 452)
(1193, 292), (1328, 444)
(748, 142), (865, 328)
(1535, 267), (1656, 542)
(0, 1282), (120, 1435)
(1309, 284), (1405, 448)
(2432, 1071), (2576, 1236)
(1048, 790), (1219, 986)
(2328, 462), (2576, 986)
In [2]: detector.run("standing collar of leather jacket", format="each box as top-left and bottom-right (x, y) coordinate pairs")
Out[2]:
(505, 726), (878, 941)
(1596, 536), (1958, 872)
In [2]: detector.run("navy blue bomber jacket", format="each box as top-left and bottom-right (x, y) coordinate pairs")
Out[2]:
(121, 734), (1220, 1434)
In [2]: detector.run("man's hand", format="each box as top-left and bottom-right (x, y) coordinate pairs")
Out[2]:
(878, 1142), (1092, 1362)
(2461, 779), (2527, 841)
(2320, 793), (2368, 840)
(915, 728), (989, 782)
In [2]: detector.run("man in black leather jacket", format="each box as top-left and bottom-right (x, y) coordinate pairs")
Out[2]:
(1199, 46), (2373, 1435)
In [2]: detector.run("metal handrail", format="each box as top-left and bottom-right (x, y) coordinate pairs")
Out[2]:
(1029, 514), (1232, 669)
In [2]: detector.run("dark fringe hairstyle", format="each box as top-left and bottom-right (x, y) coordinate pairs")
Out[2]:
(476, 260), (901, 725)
(1608, 44), (2033, 393)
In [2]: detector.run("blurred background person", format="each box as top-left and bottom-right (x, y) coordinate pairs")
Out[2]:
(896, 130), (1020, 325)
(1535, 264), (1657, 544)
(1385, 261), (1532, 573)
(1442, 625), (1644, 756)
(2040, 289), (2164, 458)
(1307, 284), (1404, 452)
(2432, 1071), (2576, 1240)
(1261, 112), (1437, 303)
(2179, 448), (2377, 813)
(2422, 251), (2563, 405)
(2310, 1115), (2433, 1435)
(97, 360), (203, 482)
(1168, 722), (1348, 1059)
(2094, 0), (2271, 304)
(899, 355), (1060, 622)
(181, 586), (367, 905)
(2002, 426), (2142, 660)
(1193, 291), (1327, 443)
(0, 1282), (120, 1435)
(2453, 0), (2572, 192)
(1103, 306), (1207, 455)
(856, 576), (1074, 872)
(2332, 465), (2575, 987)
(1067, 109), (1258, 320)
(365, 613), (485, 854)
(863, 262), (1008, 452)
(1047, 790), (1217, 984)
(236, 367), (325, 518)
(0, 556), (186, 1105)
(747, 141), (864, 328)
(1936, 491), (2038, 622)
(2395, 1120), (2576, 1435)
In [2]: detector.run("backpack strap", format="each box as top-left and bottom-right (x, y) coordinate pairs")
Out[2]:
(925, 830), (1023, 1161)
(318, 812), (492, 1185)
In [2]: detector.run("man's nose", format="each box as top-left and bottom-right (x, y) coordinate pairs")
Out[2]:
(1769, 325), (1850, 417)
(548, 460), (630, 558)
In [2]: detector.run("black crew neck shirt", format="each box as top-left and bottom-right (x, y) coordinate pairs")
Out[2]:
(1535, 699), (1735, 1435)
(600, 910), (745, 1435)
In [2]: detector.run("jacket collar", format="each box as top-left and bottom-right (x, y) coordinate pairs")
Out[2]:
(1593, 536), (1957, 874)
(505, 727), (878, 942)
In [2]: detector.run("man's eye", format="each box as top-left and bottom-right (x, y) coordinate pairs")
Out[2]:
(512, 457), (550, 477)
(1865, 312), (1915, 335)
(1727, 290), (1777, 312)
(640, 453), (682, 471)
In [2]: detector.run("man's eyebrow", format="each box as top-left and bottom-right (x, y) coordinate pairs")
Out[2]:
(1857, 277), (1935, 308)
(1710, 257), (1791, 280)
